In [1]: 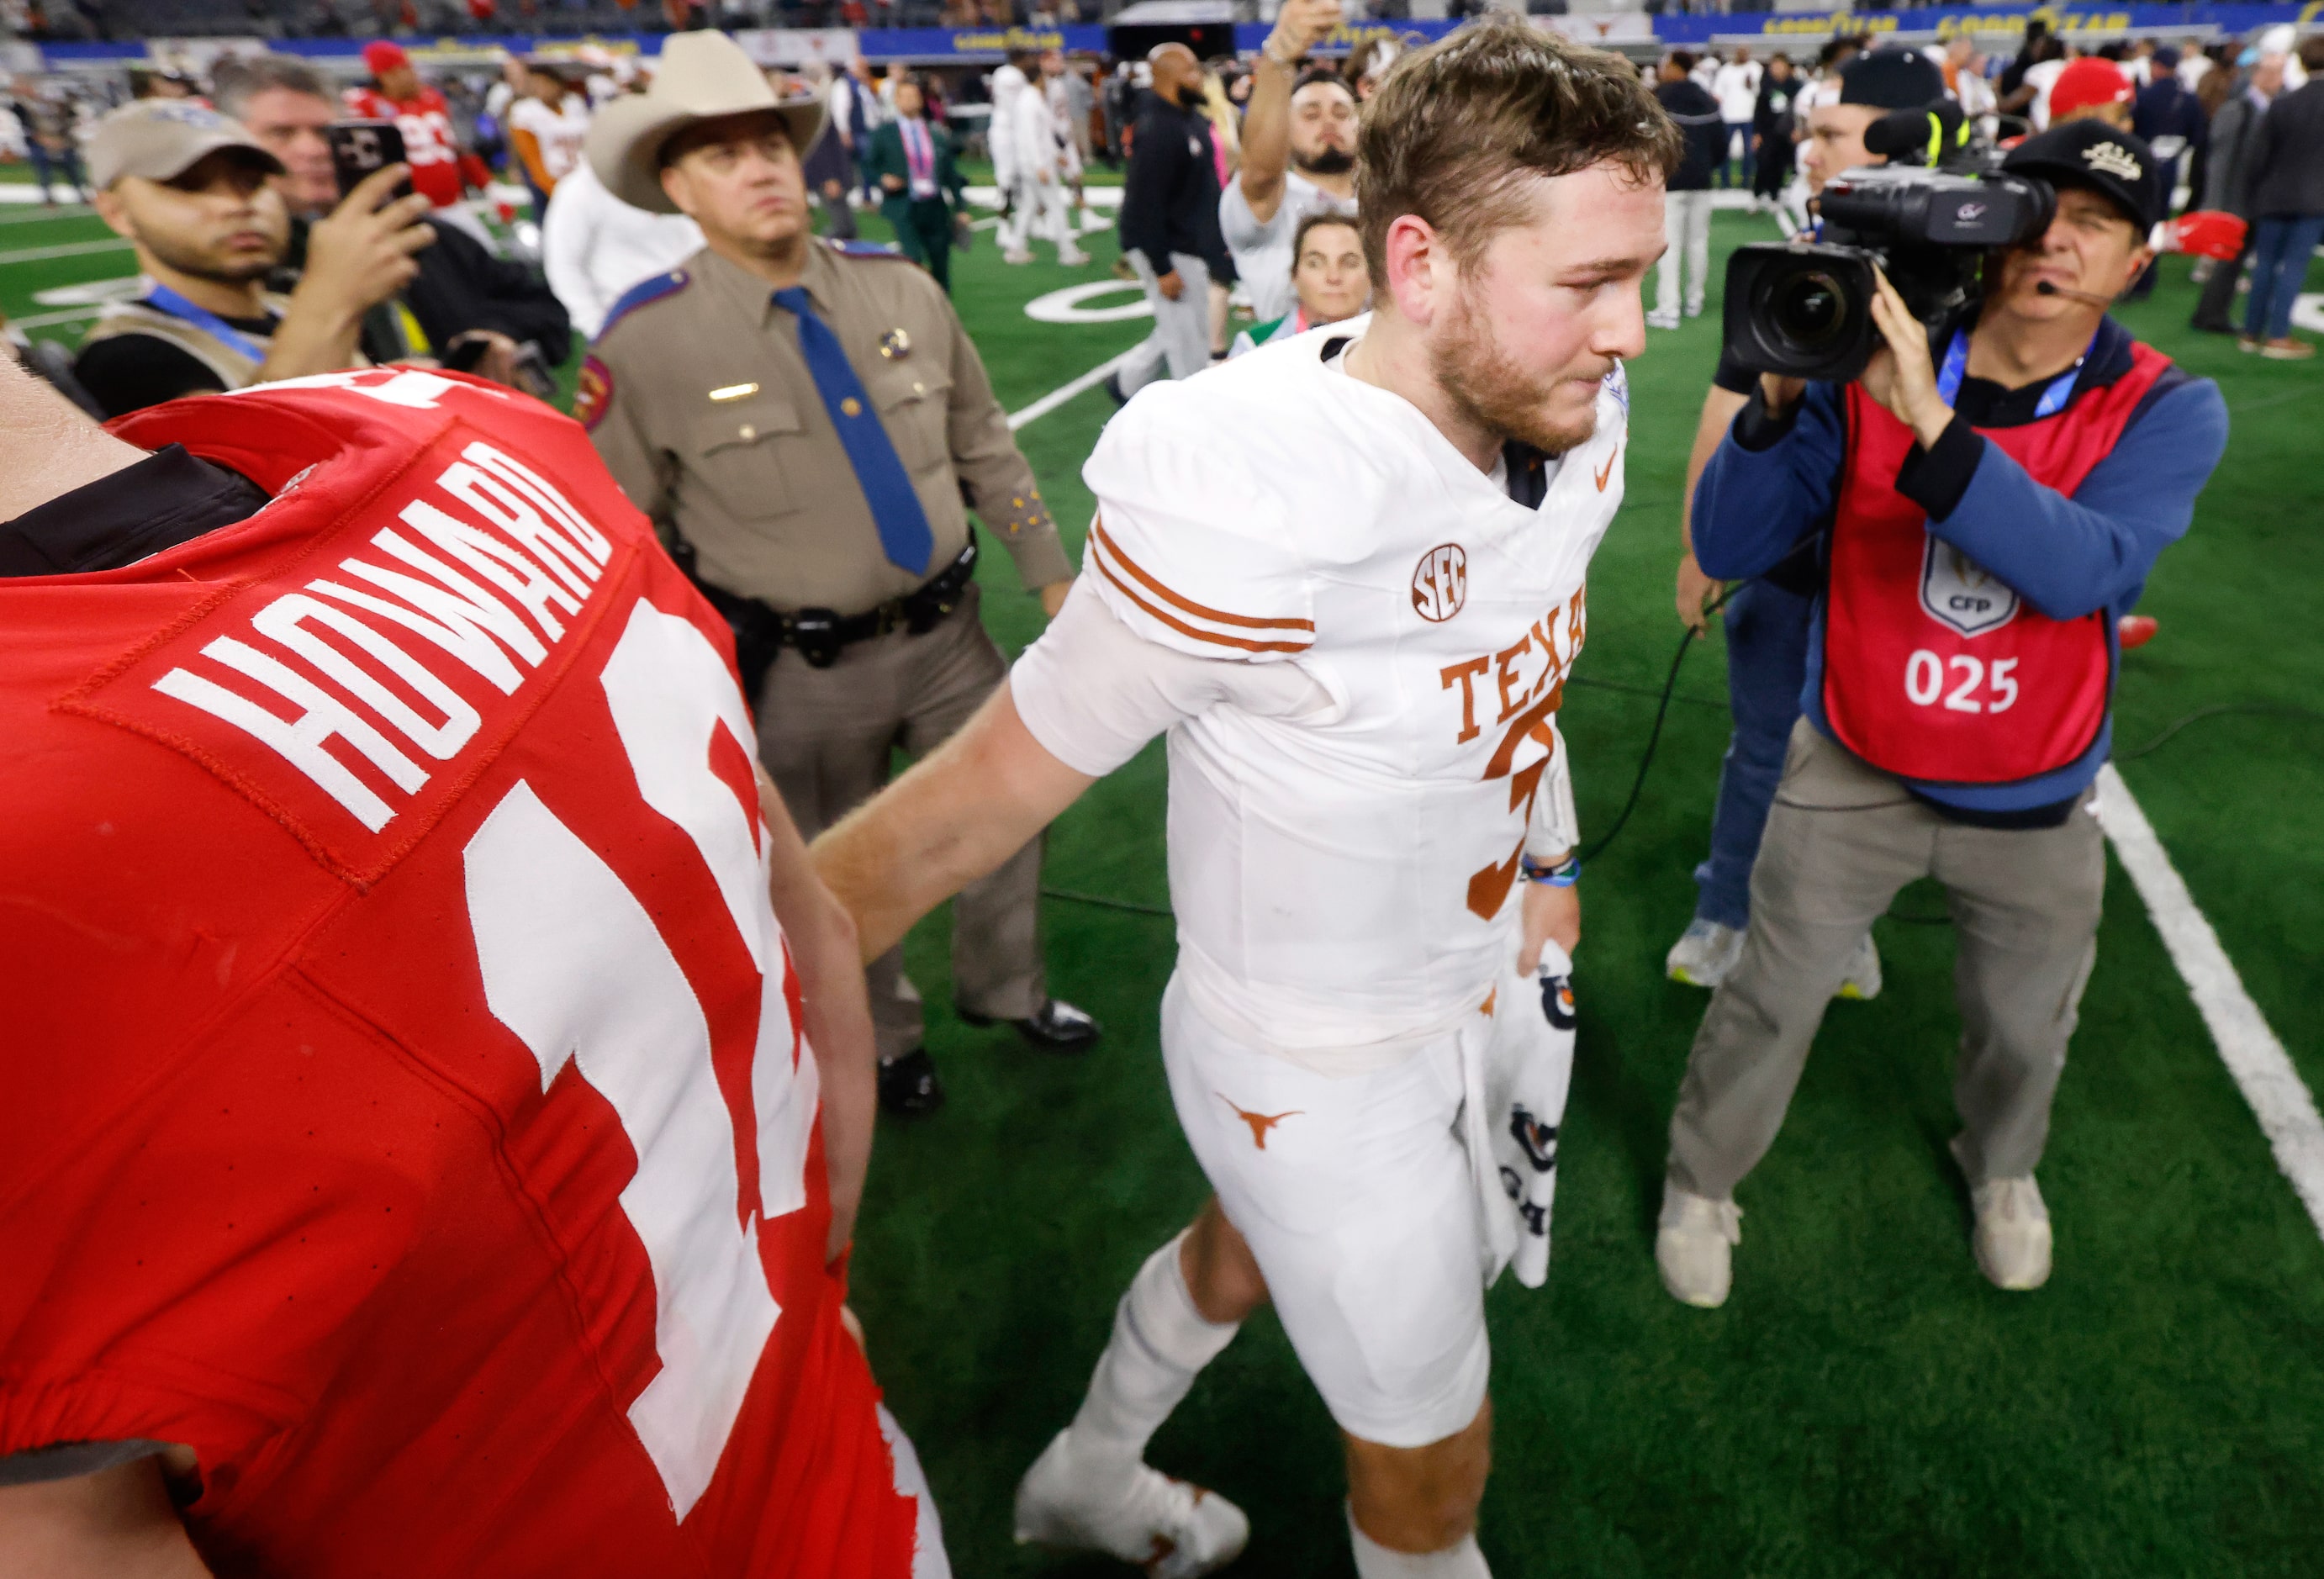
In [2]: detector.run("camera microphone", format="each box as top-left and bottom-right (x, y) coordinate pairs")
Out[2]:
(2034, 280), (2115, 304)
(1863, 100), (1967, 166)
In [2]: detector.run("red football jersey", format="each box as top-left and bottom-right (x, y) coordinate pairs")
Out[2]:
(343, 84), (469, 209)
(0, 371), (923, 1576)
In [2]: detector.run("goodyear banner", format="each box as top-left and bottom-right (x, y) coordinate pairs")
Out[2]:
(1650, 2), (2321, 45)
(29, 3), (2316, 71)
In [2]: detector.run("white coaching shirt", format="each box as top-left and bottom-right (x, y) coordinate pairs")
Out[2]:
(1012, 321), (1621, 1068)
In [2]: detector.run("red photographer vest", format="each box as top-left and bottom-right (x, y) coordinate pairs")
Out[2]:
(1821, 341), (2170, 784)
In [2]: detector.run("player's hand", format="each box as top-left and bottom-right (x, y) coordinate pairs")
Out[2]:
(1038, 577), (1072, 618)
(1862, 265), (1951, 446)
(1156, 268), (1185, 301)
(1265, 0), (1343, 64)
(301, 163), (436, 320)
(1518, 876), (1581, 976)
(1676, 552), (1725, 633)
(880, 172), (905, 192)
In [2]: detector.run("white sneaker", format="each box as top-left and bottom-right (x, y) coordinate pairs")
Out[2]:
(1656, 1185), (1741, 1308)
(1952, 1137), (2052, 1291)
(1002, 248), (1035, 266)
(1058, 246), (1092, 267)
(1014, 1428), (1249, 1577)
(1835, 932), (1883, 1001)
(1666, 918), (1744, 989)
(1647, 313), (1681, 331)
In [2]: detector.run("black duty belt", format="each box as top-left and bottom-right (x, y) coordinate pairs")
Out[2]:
(669, 533), (980, 701)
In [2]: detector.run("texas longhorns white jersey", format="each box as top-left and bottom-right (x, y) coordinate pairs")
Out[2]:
(1078, 319), (1628, 1060)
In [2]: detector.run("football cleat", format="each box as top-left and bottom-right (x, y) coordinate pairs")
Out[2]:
(1953, 1136), (2052, 1291)
(1014, 1428), (1249, 1578)
(1656, 1185), (1741, 1309)
(1666, 919), (1744, 989)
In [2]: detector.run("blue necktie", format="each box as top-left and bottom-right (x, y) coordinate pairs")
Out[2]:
(772, 286), (936, 577)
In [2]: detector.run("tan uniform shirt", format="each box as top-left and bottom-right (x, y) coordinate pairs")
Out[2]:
(582, 239), (1070, 615)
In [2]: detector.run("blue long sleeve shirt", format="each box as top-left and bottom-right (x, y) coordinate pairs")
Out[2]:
(1692, 314), (2228, 817)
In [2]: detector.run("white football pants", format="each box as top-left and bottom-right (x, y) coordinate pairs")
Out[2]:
(1656, 188), (1715, 322)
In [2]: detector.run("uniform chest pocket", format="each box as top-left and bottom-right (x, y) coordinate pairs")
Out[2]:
(689, 395), (805, 521)
(871, 369), (953, 479)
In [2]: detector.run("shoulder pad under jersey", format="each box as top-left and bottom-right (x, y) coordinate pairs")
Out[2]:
(594, 267), (691, 342)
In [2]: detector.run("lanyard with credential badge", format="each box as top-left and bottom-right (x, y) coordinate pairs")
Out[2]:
(1935, 325), (2096, 419)
(143, 283), (273, 364)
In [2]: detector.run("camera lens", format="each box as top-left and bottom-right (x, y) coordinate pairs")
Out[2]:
(1767, 269), (1850, 351)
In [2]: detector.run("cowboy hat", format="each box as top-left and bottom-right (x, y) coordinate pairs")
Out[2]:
(584, 31), (825, 214)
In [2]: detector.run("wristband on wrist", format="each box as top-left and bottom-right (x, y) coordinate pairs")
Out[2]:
(1519, 853), (1582, 888)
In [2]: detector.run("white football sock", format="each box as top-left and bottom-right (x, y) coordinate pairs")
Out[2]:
(1067, 1231), (1239, 1471)
(1348, 1505), (1492, 1578)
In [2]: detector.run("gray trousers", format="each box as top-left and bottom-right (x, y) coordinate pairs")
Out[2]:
(1667, 720), (2105, 1198)
(753, 585), (1047, 1062)
(1118, 249), (1212, 395)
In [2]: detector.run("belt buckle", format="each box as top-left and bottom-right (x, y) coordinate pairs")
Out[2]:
(791, 607), (842, 668)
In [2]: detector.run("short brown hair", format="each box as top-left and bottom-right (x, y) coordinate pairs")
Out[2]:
(1291, 208), (1362, 272)
(1354, 18), (1682, 283)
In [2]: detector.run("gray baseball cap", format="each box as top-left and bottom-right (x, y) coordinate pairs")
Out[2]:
(85, 99), (287, 191)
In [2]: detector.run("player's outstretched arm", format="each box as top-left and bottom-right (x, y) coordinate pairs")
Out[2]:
(758, 768), (879, 1265)
(0, 1455), (212, 1577)
(813, 684), (1096, 965)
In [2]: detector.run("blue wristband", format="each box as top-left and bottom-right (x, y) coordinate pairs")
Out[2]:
(1520, 853), (1582, 888)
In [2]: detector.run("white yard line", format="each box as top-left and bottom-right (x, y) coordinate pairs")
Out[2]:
(0, 235), (131, 265)
(1006, 348), (1133, 431)
(2096, 763), (2324, 1239)
(10, 304), (101, 329)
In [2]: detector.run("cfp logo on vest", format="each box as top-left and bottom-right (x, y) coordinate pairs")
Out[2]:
(1920, 539), (2019, 636)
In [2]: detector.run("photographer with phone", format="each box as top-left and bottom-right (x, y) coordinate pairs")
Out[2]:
(71, 100), (436, 419)
(212, 56), (572, 400)
(1655, 123), (2228, 1309)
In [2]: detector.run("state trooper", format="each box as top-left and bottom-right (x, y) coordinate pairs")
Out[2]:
(580, 32), (1099, 1117)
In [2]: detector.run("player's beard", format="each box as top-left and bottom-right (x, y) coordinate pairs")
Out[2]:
(1431, 278), (1604, 458)
(1296, 146), (1355, 177)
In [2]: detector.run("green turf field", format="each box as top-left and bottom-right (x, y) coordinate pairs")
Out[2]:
(8, 196), (2321, 1576)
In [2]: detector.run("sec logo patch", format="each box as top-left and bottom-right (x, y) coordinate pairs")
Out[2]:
(1413, 543), (1467, 623)
(574, 356), (613, 431)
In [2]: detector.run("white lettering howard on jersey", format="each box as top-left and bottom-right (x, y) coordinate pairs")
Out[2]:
(151, 441), (610, 833)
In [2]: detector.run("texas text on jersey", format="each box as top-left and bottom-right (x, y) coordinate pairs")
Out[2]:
(0, 370), (926, 1575)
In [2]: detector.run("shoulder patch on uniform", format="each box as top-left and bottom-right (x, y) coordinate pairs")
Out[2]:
(575, 354), (613, 431)
(826, 238), (908, 260)
(594, 268), (690, 342)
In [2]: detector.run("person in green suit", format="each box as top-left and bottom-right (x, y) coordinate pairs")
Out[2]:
(864, 75), (967, 292)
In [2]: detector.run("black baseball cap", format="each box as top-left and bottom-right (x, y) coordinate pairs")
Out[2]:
(2002, 119), (2164, 233)
(1839, 47), (1946, 110)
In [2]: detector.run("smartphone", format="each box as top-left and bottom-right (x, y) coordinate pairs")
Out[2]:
(326, 119), (414, 201)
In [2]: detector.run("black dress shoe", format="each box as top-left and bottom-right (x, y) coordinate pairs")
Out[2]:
(957, 997), (1102, 1054)
(878, 1049), (945, 1117)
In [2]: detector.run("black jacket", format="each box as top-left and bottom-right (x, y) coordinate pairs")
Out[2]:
(1119, 92), (1222, 270)
(2247, 78), (2324, 219)
(1655, 79), (1725, 192)
(1753, 74), (1798, 144)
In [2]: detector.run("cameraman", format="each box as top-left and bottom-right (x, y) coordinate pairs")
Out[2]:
(1656, 124), (2227, 1309)
(1666, 46), (1946, 995)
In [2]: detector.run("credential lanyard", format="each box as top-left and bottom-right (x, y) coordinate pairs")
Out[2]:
(142, 283), (273, 364)
(1936, 325), (2096, 419)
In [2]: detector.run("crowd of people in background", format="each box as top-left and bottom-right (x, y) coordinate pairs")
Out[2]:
(3, 10), (2318, 402)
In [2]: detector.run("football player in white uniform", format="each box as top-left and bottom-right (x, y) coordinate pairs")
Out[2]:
(816, 23), (1678, 1578)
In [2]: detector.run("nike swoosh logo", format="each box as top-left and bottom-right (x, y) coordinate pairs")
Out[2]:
(1594, 446), (1619, 492)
